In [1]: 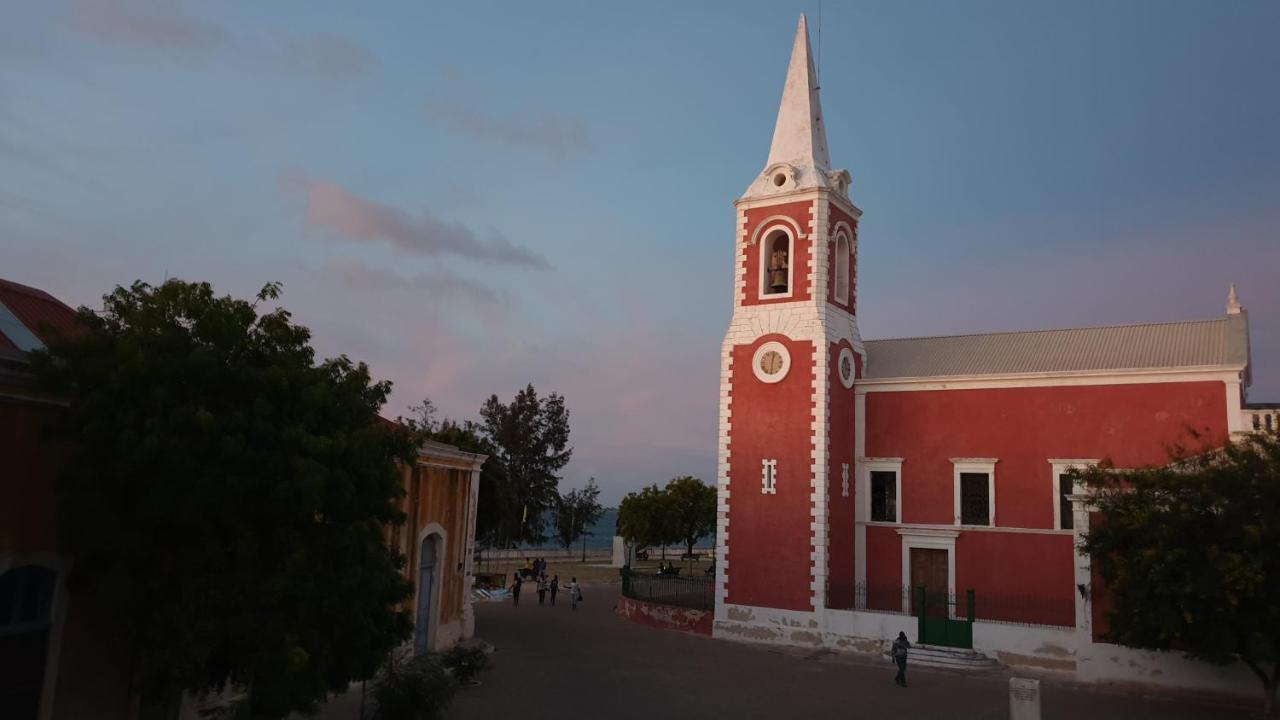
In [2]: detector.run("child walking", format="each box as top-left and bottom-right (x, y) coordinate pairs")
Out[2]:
(569, 577), (583, 610)
(549, 575), (559, 606)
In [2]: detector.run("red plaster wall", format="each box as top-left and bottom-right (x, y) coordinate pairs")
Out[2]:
(826, 341), (858, 609)
(826, 203), (858, 314)
(864, 526), (903, 611)
(956, 532), (1075, 625)
(864, 382), (1228, 527)
(862, 380), (1228, 620)
(725, 335), (815, 611)
(741, 201), (812, 306)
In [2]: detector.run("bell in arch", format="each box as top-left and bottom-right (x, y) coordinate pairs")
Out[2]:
(768, 243), (789, 293)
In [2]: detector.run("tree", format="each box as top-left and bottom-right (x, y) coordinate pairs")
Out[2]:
(32, 280), (415, 718)
(553, 478), (603, 551)
(663, 476), (716, 558)
(1076, 432), (1280, 715)
(478, 384), (571, 546)
(618, 484), (677, 560)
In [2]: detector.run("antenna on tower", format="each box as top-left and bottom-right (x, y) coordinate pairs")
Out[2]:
(816, 0), (823, 86)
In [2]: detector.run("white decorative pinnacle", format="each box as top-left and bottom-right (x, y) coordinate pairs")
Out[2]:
(741, 14), (850, 201)
(1227, 283), (1243, 315)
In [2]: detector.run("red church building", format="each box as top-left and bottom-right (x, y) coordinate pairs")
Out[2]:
(715, 16), (1275, 696)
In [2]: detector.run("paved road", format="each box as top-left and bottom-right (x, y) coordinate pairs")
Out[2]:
(450, 584), (1241, 720)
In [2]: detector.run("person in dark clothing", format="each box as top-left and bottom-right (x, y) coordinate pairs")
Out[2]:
(511, 572), (523, 607)
(891, 631), (911, 686)
(549, 575), (560, 606)
(537, 575), (548, 605)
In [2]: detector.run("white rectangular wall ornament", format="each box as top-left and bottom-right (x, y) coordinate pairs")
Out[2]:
(841, 463), (850, 497)
(762, 459), (778, 495)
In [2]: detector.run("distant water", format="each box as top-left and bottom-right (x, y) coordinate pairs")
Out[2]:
(516, 508), (618, 550)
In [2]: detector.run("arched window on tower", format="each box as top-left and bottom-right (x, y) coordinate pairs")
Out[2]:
(834, 232), (850, 306)
(760, 229), (792, 297)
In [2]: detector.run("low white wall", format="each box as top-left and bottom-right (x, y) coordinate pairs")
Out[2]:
(1079, 642), (1260, 699)
(713, 601), (1261, 701)
(712, 603), (823, 647)
(972, 622), (1079, 673)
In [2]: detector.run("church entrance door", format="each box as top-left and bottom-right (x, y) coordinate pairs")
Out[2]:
(909, 548), (972, 648)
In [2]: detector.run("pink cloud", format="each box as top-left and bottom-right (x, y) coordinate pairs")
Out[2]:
(288, 175), (551, 269)
(324, 256), (507, 307)
(67, 0), (228, 54)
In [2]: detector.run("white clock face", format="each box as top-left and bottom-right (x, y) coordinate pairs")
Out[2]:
(838, 347), (856, 389)
(752, 342), (791, 384)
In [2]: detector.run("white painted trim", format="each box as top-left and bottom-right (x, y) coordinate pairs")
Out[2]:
(837, 346), (856, 389)
(862, 458), (902, 524)
(833, 229), (851, 307)
(856, 367), (1244, 393)
(897, 529), (957, 614)
(1225, 377), (1245, 433)
(854, 392), (867, 586)
(761, 458), (778, 495)
(1048, 459), (1099, 531)
(735, 187), (862, 218)
(751, 341), (792, 384)
(415, 523), (447, 653)
(0, 553), (71, 720)
(953, 459), (997, 527)
(747, 214), (806, 244)
(757, 226), (796, 300)
(859, 521), (1075, 536)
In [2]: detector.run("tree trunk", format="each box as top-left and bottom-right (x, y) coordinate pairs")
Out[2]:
(1242, 657), (1277, 716)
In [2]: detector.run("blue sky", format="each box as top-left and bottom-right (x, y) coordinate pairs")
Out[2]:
(3, 1), (1277, 504)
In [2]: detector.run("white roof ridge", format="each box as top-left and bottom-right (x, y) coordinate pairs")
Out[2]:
(865, 316), (1231, 344)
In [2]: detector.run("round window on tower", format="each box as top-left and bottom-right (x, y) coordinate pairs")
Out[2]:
(773, 173), (787, 187)
(838, 347), (856, 389)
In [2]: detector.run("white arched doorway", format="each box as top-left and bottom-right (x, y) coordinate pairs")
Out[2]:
(414, 528), (446, 655)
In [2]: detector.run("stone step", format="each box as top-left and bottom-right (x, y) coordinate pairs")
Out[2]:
(884, 643), (1002, 670)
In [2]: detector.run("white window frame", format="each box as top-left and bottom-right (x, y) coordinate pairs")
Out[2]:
(862, 457), (903, 524)
(952, 458), (997, 527)
(1048, 459), (1099, 531)
(896, 527), (958, 615)
(833, 231), (850, 306)
(758, 227), (795, 300)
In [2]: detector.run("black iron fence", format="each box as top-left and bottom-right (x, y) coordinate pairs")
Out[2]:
(620, 567), (714, 611)
(828, 581), (1074, 628)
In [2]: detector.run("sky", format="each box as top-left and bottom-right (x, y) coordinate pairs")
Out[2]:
(2, 1), (1277, 505)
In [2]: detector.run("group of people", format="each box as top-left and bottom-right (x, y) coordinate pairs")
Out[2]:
(510, 559), (583, 610)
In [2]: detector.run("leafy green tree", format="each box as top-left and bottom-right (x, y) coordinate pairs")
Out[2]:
(663, 476), (716, 558)
(32, 280), (415, 718)
(618, 483), (677, 560)
(478, 384), (571, 546)
(553, 478), (604, 551)
(1076, 431), (1280, 715)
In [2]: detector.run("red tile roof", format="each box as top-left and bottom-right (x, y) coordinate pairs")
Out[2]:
(0, 278), (80, 351)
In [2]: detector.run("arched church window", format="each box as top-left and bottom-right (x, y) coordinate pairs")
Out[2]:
(761, 229), (792, 297)
(834, 232), (850, 305)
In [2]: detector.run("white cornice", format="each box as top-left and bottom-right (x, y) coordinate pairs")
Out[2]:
(856, 366), (1244, 393)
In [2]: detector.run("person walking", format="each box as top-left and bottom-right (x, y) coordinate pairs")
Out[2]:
(549, 575), (559, 606)
(891, 631), (911, 687)
(536, 575), (548, 605)
(569, 577), (583, 611)
(511, 572), (523, 607)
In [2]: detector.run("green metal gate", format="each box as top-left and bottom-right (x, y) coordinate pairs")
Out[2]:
(915, 586), (974, 649)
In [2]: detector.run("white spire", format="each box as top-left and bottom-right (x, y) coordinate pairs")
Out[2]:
(1227, 283), (1243, 314)
(741, 15), (850, 202)
(768, 14), (829, 172)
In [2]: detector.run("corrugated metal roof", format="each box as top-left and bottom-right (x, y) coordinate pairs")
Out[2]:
(0, 278), (80, 353)
(863, 315), (1249, 380)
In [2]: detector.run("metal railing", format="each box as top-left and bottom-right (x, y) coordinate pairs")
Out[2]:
(620, 567), (715, 611)
(829, 581), (1074, 628)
